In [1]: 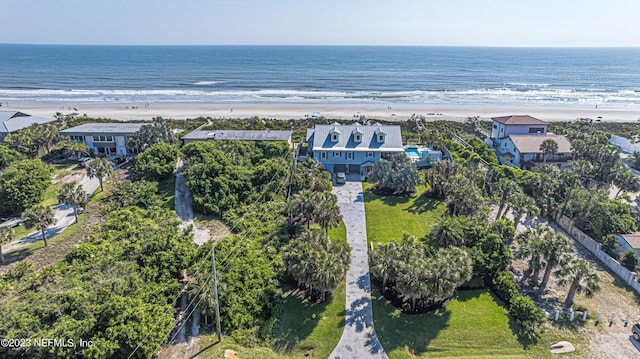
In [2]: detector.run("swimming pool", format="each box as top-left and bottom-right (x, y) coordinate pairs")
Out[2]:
(405, 148), (421, 158)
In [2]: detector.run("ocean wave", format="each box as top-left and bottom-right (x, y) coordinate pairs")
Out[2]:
(0, 88), (638, 108)
(193, 81), (220, 86)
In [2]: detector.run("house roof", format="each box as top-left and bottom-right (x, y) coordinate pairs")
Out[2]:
(182, 129), (292, 142)
(507, 134), (572, 154)
(0, 110), (56, 134)
(618, 233), (640, 249)
(309, 122), (403, 151)
(492, 115), (547, 126)
(59, 122), (147, 136)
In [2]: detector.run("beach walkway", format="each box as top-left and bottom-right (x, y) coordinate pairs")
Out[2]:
(330, 181), (388, 359)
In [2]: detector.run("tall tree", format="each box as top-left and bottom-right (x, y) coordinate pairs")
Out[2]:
(494, 178), (520, 219)
(0, 159), (52, 216)
(0, 226), (15, 263)
(66, 141), (88, 159)
(540, 139), (559, 164)
(57, 182), (87, 224)
(612, 166), (640, 199)
(22, 205), (57, 247)
(87, 157), (113, 192)
(516, 225), (548, 286)
(510, 192), (538, 229)
(538, 232), (574, 296)
(370, 153), (420, 194)
(431, 216), (466, 247)
(556, 258), (600, 307)
(315, 192), (342, 236)
(370, 241), (399, 293)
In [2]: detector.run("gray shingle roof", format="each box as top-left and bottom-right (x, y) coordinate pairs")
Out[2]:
(182, 129), (292, 141)
(59, 122), (147, 136)
(0, 111), (56, 133)
(309, 122), (403, 151)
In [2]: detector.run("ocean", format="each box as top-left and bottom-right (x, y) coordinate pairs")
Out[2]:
(0, 44), (639, 109)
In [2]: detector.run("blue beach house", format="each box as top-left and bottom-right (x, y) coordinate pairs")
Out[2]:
(306, 122), (404, 177)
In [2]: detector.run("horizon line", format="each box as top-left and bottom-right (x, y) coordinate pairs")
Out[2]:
(1, 42), (640, 49)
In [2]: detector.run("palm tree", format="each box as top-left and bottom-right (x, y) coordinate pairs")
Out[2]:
(87, 157), (113, 192)
(370, 241), (399, 292)
(494, 178), (520, 219)
(516, 225), (548, 286)
(510, 193), (538, 229)
(396, 256), (430, 311)
(57, 182), (87, 224)
(66, 141), (88, 159)
(613, 167), (640, 199)
(431, 216), (465, 247)
(292, 190), (319, 229)
(538, 232), (574, 297)
(557, 258), (600, 307)
(0, 226), (15, 263)
(315, 192), (341, 236)
(22, 205), (57, 247)
(540, 139), (559, 164)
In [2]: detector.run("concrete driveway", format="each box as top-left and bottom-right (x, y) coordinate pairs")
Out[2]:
(330, 181), (388, 359)
(4, 174), (100, 253)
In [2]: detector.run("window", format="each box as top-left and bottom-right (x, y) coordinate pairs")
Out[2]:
(504, 142), (507, 147)
(106, 136), (113, 141)
(528, 127), (544, 134)
(367, 152), (374, 157)
(332, 134), (338, 142)
(93, 136), (99, 142)
(378, 135), (384, 142)
(347, 152), (353, 160)
(493, 124), (497, 129)
(354, 134), (361, 142)
(320, 152), (327, 159)
(334, 152), (341, 157)
(500, 128), (504, 133)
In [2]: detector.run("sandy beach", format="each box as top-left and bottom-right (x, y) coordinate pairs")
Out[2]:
(6, 102), (640, 123)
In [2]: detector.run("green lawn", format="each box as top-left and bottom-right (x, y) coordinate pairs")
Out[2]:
(161, 281), (346, 359)
(363, 182), (447, 245)
(373, 289), (551, 358)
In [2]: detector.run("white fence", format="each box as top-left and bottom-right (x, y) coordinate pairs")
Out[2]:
(556, 215), (640, 294)
(610, 135), (640, 154)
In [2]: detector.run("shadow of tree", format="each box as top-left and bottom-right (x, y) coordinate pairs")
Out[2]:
(363, 188), (412, 207)
(272, 288), (332, 352)
(406, 194), (440, 214)
(371, 289), (451, 356)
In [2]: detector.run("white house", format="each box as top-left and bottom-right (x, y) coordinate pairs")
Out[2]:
(59, 122), (146, 156)
(306, 122), (404, 176)
(0, 110), (56, 141)
(490, 115), (573, 169)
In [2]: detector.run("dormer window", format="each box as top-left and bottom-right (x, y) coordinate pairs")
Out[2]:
(329, 123), (341, 143)
(373, 123), (386, 143)
(352, 123), (364, 143)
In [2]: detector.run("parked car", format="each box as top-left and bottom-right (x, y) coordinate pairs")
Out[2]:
(78, 157), (94, 168)
(633, 323), (640, 341)
(336, 172), (346, 184)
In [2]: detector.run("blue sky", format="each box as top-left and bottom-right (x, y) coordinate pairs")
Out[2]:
(1, 0), (639, 46)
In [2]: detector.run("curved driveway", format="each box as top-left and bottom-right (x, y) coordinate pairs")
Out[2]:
(330, 181), (388, 359)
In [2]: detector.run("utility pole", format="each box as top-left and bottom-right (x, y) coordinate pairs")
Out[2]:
(212, 248), (222, 343)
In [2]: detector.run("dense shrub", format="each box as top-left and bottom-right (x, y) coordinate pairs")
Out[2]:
(621, 250), (639, 271)
(508, 295), (545, 343)
(492, 271), (520, 304)
(134, 142), (180, 180)
(0, 159), (53, 216)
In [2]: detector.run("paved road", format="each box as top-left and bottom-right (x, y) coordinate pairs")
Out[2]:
(330, 181), (388, 359)
(4, 174), (100, 253)
(174, 159), (210, 246)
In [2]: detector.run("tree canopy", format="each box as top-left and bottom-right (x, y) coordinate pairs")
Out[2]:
(0, 159), (53, 216)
